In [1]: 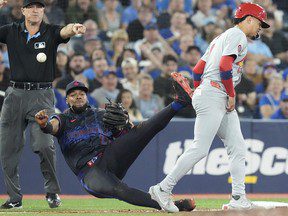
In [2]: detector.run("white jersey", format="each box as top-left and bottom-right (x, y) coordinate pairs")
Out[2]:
(201, 26), (248, 87)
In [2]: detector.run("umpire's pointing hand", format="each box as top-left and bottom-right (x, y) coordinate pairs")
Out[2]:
(72, 23), (86, 35)
(35, 109), (49, 128)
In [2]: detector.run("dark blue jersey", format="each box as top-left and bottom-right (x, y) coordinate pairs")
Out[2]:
(52, 106), (113, 175)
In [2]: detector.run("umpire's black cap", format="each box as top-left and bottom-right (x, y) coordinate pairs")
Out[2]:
(23, 0), (45, 8)
(66, 81), (89, 97)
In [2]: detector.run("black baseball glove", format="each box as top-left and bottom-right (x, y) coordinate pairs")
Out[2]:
(103, 98), (130, 131)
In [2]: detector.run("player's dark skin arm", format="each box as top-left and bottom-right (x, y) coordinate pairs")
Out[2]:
(35, 110), (60, 135)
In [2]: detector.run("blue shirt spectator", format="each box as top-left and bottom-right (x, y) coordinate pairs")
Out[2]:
(248, 39), (273, 58)
(212, 0), (236, 10)
(156, 0), (193, 15)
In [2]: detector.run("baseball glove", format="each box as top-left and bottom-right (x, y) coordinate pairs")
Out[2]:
(103, 98), (129, 131)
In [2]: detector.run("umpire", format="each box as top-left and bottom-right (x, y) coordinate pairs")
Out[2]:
(0, 0), (86, 209)
(34, 77), (195, 212)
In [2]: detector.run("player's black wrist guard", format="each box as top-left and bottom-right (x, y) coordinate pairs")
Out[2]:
(41, 122), (53, 134)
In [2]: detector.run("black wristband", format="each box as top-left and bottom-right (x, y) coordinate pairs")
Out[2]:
(40, 122), (53, 134)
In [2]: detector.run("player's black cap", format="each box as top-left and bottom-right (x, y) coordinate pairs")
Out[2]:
(66, 81), (89, 97)
(23, 0), (45, 8)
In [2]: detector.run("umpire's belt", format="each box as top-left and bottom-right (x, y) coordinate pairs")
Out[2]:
(10, 81), (52, 90)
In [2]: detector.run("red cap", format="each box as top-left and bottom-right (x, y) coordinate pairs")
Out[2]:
(235, 3), (270, 28)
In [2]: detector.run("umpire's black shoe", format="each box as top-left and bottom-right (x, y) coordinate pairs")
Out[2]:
(0, 200), (22, 209)
(46, 193), (61, 208)
(171, 72), (193, 106)
(174, 198), (196, 211)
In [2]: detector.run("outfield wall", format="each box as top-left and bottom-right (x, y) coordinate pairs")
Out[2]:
(0, 119), (287, 195)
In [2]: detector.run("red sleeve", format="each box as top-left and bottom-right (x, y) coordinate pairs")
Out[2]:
(219, 55), (235, 97)
(193, 59), (206, 88)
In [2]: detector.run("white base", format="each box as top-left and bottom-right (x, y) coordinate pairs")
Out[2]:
(222, 201), (288, 210)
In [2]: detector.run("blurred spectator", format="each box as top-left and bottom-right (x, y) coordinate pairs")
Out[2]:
(247, 38), (274, 65)
(66, 0), (103, 28)
(91, 70), (120, 108)
(177, 34), (195, 57)
(56, 54), (88, 92)
(135, 22), (177, 58)
(121, 0), (142, 29)
(243, 59), (262, 86)
(120, 58), (140, 97)
(127, 5), (154, 42)
(157, 0), (186, 30)
(261, 13), (288, 68)
(0, 0), (23, 26)
(0, 52), (10, 113)
(100, 0), (121, 33)
(271, 93), (288, 119)
(53, 50), (69, 87)
(178, 45), (202, 76)
(212, 0), (236, 10)
(83, 36), (103, 57)
(44, 0), (65, 25)
(83, 19), (100, 40)
(115, 47), (139, 78)
(255, 63), (278, 94)
(156, 0), (193, 16)
(259, 74), (284, 119)
(86, 57), (109, 88)
(135, 74), (164, 118)
(108, 29), (129, 64)
(160, 11), (187, 44)
(116, 89), (143, 121)
(57, 0), (69, 12)
(154, 54), (178, 106)
(191, 0), (217, 28)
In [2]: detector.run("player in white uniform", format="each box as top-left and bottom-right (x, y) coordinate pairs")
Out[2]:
(149, 3), (270, 213)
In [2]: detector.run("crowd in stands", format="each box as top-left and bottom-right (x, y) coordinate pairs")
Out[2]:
(0, 0), (287, 120)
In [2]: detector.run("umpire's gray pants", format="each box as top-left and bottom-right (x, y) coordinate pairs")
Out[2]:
(0, 87), (61, 202)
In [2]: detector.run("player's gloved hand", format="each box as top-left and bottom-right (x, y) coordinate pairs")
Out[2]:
(103, 98), (130, 131)
(35, 109), (49, 128)
(226, 96), (235, 112)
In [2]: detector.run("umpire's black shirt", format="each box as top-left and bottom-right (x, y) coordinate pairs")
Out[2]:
(0, 21), (69, 82)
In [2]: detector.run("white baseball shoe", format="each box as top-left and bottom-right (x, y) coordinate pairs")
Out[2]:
(149, 185), (179, 213)
(222, 195), (255, 210)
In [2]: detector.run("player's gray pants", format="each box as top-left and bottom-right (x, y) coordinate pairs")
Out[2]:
(0, 87), (61, 202)
(160, 80), (246, 196)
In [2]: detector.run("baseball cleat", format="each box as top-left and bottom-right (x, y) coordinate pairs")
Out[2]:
(171, 72), (193, 106)
(174, 198), (196, 211)
(149, 185), (179, 213)
(222, 195), (255, 210)
(0, 200), (22, 209)
(46, 193), (61, 208)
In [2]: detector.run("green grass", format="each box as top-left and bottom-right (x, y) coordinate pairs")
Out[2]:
(0, 198), (287, 215)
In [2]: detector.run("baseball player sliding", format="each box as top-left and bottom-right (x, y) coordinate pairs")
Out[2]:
(149, 3), (270, 213)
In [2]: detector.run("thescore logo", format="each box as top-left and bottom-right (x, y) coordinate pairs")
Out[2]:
(163, 139), (288, 176)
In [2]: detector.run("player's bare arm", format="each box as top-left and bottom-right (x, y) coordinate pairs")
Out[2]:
(60, 23), (86, 39)
(35, 110), (60, 135)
